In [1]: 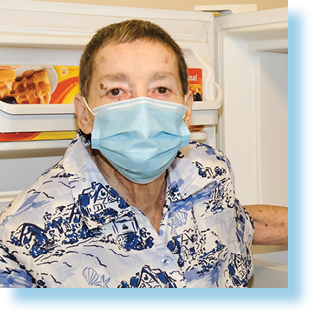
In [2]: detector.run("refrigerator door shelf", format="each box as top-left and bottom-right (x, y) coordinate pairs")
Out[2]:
(190, 131), (207, 142)
(192, 82), (222, 110)
(0, 190), (22, 203)
(0, 108), (77, 133)
(0, 102), (75, 115)
(191, 109), (218, 125)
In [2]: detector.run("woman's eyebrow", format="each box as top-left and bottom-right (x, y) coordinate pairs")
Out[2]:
(151, 71), (177, 81)
(100, 73), (129, 83)
(99, 73), (130, 89)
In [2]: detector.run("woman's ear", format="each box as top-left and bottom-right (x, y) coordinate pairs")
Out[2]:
(184, 89), (193, 128)
(74, 94), (94, 134)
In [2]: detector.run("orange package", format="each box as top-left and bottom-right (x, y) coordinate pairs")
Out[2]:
(188, 68), (202, 101)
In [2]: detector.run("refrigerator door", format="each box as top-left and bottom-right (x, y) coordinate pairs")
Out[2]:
(213, 8), (288, 207)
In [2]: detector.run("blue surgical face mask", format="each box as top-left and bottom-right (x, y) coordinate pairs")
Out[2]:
(83, 96), (190, 184)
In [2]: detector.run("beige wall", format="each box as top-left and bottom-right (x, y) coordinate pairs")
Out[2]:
(35, 0), (288, 11)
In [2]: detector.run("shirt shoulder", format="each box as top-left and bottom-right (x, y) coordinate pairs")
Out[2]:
(0, 157), (72, 288)
(0, 132), (89, 228)
(180, 141), (233, 170)
(168, 142), (236, 196)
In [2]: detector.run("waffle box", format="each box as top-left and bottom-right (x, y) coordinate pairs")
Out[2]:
(0, 65), (80, 105)
(0, 65), (79, 141)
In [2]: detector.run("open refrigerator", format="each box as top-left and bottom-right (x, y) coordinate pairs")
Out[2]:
(0, 0), (288, 288)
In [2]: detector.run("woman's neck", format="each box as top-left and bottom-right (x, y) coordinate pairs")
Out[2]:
(90, 148), (167, 232)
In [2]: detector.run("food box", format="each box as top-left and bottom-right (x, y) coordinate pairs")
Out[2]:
(188, 68), (203, 101)
(0, 65), (80, 105)
(0, 65), (79, 141)
(188, 68), (204, 132)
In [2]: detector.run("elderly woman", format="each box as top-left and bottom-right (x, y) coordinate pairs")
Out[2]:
(0, 19), (287, 288)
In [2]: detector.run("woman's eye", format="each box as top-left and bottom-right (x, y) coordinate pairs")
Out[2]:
(109, 88), (121, 96)
(157, 87), (168, 94)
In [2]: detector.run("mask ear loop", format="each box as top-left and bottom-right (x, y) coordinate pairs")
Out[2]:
(183, 94), (187, 118)
(83, 97), (95, 116)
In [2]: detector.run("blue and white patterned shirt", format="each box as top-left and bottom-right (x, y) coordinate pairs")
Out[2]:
(0, 131), (254, 288)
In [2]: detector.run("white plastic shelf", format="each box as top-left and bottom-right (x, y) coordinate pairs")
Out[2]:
(0, 190), (22, 204)
(0, 101), (75, 115)
(0, 139), (71, 152)
(190, 131), (207, 142)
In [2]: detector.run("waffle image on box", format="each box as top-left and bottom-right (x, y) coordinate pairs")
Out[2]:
(0, 65), (80, 105)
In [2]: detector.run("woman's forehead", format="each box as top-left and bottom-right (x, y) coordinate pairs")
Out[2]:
(93, 40), (180, 81)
